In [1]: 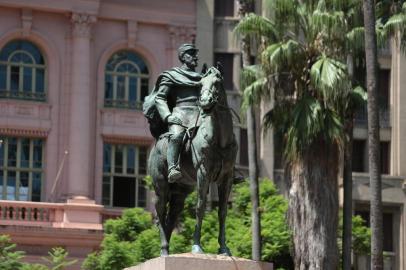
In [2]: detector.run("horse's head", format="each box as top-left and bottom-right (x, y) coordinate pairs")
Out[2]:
(199, 66), (223, 112)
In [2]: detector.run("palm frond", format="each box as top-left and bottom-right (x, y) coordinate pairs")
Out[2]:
(285, 96), (323, 160)
(261, 40), (305, 73)
(264, 0), (298, 18)
(384, 12), (406, 35)
(310, 55), (350, 103)
(264, 0), (299, 34)
(310, 10), (346, 37)
(234, 13), (278, 41)
(349, 85), (367, 110)
(376, 20), (389, 49)
(240, 65), (268, 108)
(240, 65), (261, 90)
(263, 101), (292, 133)
(346, 26), (365, 53)
(283, 96), (343, 161)
(241, 77), (268, 109)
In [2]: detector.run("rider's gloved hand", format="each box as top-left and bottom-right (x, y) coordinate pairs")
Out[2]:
(166, 115), (182, 125)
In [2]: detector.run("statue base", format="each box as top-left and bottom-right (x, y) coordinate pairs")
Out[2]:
(123, 253), (273, 270)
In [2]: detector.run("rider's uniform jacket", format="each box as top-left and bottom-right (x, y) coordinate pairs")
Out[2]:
(154, 67), (202, 129)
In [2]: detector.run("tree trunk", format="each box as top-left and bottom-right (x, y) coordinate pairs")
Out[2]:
(342, 119), (354, 270)
(247, 104), (261, 261)
(287, 141), (339, 270)
(364, 0), (383, 270)
(342, 54), (355, 270)
(363, 1), (383, 269)
(238, 0), (261, 261)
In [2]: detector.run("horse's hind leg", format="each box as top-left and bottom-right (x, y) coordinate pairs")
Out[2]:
(192, 167), (210, 254)
(217, 173), (233, 256)
(155, 188), (170, 256)
(165, 190), (188, 244)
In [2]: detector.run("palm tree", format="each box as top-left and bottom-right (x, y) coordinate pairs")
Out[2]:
(237, 0), (262, 261)
(360, 1), (406, 268)
(363, 0), (383, 268)
(235, 0), (366, 268)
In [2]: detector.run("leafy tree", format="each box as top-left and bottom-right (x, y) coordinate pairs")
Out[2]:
(351, 215), (371, 255)
(83, 180), (293, 269)
(0, 235), (75, 270)
(82, 208), (156, 270)
(0, 235), (25, 270)
(41, 247), (77, 270)
(21, 264), (49, 270)
(338, 214), (372, 256)
(81, 252), (101, 270)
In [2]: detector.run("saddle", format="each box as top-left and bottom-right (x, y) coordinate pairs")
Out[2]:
(158, 126), (199, 153)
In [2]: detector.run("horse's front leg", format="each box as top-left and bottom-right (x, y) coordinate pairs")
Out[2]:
(217, 172), (233, 256)
(192, 166), (210, 254)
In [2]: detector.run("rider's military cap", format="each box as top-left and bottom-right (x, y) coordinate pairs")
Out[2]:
(178, 43), (198, 59)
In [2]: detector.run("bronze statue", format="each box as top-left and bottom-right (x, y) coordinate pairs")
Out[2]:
(143, 44), (237, 256)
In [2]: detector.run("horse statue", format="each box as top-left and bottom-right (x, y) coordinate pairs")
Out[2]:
(147, 66), (237, 256)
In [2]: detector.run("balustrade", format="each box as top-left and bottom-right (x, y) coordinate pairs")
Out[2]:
(0, 201), (61, 226)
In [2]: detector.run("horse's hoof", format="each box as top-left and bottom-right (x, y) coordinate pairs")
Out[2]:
(160, 248), (169, 257)
(191, 244), (204, 254)
(218, 247), (232, 256)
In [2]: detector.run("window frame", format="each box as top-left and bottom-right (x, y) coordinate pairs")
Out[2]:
(102, 143), (148, 208)
(0, 40), (47, 102)
(104, 51), (150, 110)
(0, 136), (44, 201)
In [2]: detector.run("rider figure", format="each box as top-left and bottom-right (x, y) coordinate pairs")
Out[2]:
(154, 44), (202, 183)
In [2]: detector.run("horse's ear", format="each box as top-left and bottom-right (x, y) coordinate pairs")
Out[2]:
(201, 63), (208, 75)
(216, 61), (224, 75)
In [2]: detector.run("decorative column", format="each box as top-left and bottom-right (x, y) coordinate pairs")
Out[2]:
(67, 13), (96, 201)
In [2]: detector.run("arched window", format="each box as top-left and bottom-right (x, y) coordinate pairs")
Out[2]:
(0, 40), (46, 101)
(105, 51), (149, 110)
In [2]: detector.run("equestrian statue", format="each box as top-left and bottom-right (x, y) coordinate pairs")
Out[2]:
(143, 44), (237, 256)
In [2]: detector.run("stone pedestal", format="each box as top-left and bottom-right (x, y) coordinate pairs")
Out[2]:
(124, 253), (273, 270)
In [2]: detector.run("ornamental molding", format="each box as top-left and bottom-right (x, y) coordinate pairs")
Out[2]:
(71, 12), (97, 38)
(102, 134), (153, 146)
(0, 127), (49, 138)
(167, 24), (196, 49)
(127, 20), (138, 48)
(21, 9), (33, 37)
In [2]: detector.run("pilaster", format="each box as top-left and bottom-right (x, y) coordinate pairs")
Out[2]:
(166, 24), (196, 66)
(67, 12), (96, 200)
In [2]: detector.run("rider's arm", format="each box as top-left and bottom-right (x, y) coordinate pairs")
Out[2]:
(155, 83), (172, 122)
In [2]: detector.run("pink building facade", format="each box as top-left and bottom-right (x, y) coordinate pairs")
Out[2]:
(0, 0), (198, 267)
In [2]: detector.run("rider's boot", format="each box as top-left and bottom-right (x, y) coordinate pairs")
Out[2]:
(167, 133), (183, 183)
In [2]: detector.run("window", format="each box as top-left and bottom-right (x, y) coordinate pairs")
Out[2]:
(354, 210), (394, 252)
(239, 128), (248, 166)
(214, 53), (234, 90)
(105, 51), (149, 110)
(0, 40), (46, 101)
(380, 141), (390, 174)
(215, 0), (234, 17)
(378, 69), (390, 110)
(0, 137), (44, 201)
(274, 133), (284, 169)
(352, 140), (366, 172)
(102, 143), (148, 208)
